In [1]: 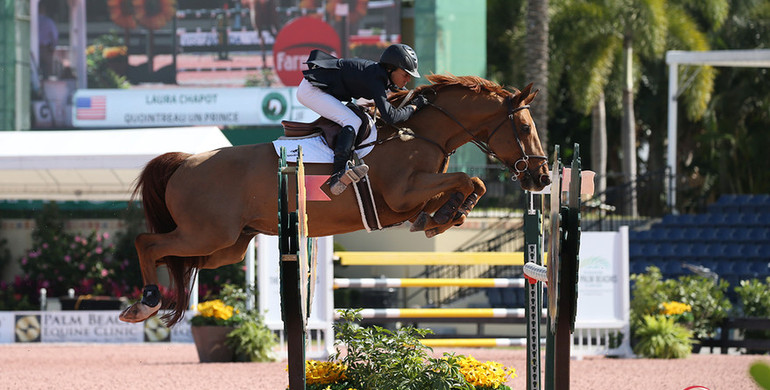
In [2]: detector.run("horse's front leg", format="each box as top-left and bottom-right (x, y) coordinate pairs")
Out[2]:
(388, 172), (482, 237)
(415, 177), (486, 237)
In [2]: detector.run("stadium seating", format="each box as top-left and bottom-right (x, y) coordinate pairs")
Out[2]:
(629, 194), (770, 288)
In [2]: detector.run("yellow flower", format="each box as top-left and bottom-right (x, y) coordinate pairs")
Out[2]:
(304, 360), (347, 385)
(456, 355), (516, 388)
(661, 301), (692, 316)
(196, 299), (234, 321)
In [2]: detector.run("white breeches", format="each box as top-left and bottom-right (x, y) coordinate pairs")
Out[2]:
(297, 78), (362, 134)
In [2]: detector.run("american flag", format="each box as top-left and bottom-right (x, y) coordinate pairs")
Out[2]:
(75, 96), (106, 120)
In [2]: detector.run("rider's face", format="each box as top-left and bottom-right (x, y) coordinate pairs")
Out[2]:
(390, 68), (411, 89)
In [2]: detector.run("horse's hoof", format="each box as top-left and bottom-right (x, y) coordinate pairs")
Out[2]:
(410, 212), (429, 232)
(119, 301), (161, 323)
(425, 228), (439, 238)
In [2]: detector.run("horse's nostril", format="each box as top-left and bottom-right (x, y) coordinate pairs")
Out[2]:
(540, 175), (551, 186)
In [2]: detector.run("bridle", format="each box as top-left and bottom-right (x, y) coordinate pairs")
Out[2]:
(424, 93), (549, 182)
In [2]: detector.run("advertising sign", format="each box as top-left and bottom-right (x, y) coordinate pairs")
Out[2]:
(273, 17), (342, 86)
(72, 87), (294, 128)
(0, 311), (194, 344)
(576, 229), (630, 325)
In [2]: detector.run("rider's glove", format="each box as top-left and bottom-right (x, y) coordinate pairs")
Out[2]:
(410, 95), (429, 110)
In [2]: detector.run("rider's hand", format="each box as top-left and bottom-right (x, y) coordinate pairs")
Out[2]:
(410, 95), (429, 110)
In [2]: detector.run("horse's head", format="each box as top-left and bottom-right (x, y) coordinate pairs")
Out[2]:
(399, 75), (550, 191)
(488, 83), (551, 191)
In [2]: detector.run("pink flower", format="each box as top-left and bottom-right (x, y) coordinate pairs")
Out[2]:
(42, 243), (49, 249)
(102, 232), (110, 240)
(64, 255), (71, 263)
(101, 269), (108, 277)
(78, 264), (85, 271)
(95, 247), (103, 254)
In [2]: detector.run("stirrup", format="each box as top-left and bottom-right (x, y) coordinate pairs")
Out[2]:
(329, 164), (369, 196)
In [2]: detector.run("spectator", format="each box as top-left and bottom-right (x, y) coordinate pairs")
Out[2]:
(38, 2), (59, 78)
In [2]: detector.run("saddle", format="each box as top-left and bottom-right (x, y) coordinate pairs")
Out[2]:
(280, 102), (373, 149)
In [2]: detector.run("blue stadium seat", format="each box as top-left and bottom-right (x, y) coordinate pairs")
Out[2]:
(749, 261), (770, 276)
(746, 194), (770, 213)
(748, 228), (770, 242)
(701, 227), (722, 242)
(629, 244), (645, 259)
(715, 260), (736, 275)
(733, 228), (752, 243)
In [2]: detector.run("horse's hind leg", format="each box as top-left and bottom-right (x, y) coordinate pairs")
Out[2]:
(119, 229), (238, 323)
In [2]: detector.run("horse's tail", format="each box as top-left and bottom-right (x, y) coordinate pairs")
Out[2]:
(132, 152), (202, 327)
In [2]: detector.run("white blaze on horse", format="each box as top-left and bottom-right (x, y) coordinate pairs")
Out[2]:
(119, 74), (550, 326)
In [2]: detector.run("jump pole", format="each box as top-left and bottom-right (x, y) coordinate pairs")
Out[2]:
(279, 146), (316, 390)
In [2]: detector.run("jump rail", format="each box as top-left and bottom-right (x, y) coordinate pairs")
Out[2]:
(333, 278), (527, 289)
(336, 251), (548, 266)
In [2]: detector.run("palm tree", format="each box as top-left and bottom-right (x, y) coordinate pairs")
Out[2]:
(525, 0), (550, 151)
(550, 0), (725, 215)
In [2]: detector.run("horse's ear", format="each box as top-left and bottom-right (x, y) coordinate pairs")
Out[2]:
(514, 83), (537, 105)
(523, 86), (539, 105)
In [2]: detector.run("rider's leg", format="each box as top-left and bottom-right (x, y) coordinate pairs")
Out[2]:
(329, 125), (369, 195)
(297, 79), (368, 195)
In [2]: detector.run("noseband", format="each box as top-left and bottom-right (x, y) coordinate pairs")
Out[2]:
(426, 94), (548, 182)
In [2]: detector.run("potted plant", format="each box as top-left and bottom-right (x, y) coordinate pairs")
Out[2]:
(190, 284), (277, 363)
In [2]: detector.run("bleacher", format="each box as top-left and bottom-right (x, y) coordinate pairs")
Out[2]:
(629, 194), (770, 287)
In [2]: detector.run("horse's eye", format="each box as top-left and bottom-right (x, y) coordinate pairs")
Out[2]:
(521, 124), (531, 133)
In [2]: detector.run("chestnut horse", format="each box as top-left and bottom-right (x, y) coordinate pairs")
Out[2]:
(119, 74), (550, 326)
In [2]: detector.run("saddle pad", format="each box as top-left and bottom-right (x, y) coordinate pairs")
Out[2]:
(272, 119), (378, 163)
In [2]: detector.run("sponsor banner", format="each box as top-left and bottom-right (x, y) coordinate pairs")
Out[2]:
(0, 311), (195, 344)
(72, 87), (294, 128)
(576, 230), (629, 324)
(273, 17), (342, 86)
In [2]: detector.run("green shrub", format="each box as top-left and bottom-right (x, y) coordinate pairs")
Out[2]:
(225, 321), (278, 362)
(734, 278), (770, 346)
(632, 314), (693, 359)
(630, 266), (732, 339)
(630, 266), (673, 329)
(321, 309), (516, 390)
(735, 278), (770, 318)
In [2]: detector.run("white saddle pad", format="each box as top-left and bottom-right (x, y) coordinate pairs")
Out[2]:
(272, 119), (377, 163)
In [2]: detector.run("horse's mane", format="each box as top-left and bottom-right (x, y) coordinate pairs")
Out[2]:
(389, 74), (516, 103)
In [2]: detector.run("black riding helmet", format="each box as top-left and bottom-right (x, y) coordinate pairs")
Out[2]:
(379, 44), (420, 78)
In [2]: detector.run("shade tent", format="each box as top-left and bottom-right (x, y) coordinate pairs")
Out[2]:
(0, 127), (232, 201)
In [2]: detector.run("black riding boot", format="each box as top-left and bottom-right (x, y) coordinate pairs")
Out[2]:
(328, 125), (369, 195)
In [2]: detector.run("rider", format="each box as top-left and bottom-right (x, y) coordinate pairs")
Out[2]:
(297, 43), (429, 195)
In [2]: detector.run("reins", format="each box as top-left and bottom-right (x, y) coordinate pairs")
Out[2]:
(364, 90), (547, 181)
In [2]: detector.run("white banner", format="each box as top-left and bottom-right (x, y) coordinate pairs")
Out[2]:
(576, 228), (630, 325)
(71, 87), (314, 128)
(0, 311), (194, 344)
(257, 235), (333, 328)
